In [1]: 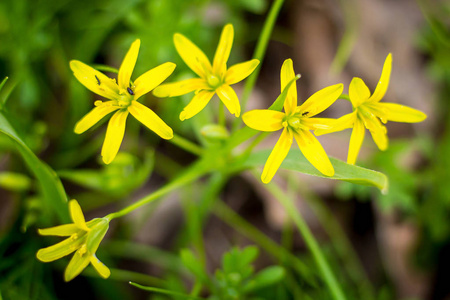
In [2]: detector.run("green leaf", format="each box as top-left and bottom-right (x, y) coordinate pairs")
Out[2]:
(129, 282), (205, 300)
(0, 113), (69, 222)
(180, 249), (209, 283)
(243, 266), (285, 293)
(223, 246), (259, 274)
(242, 149), (388, 192)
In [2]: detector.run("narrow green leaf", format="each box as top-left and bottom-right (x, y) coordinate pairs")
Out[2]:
(242, 149), (388, 192)
(0, 113), (69, 221)
(92, 64), (119, 74)
(129, 282), (205, 300)
(0, 77), (8, 93)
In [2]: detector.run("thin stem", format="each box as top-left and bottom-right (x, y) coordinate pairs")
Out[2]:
(330, 0), (358, 74)
(106, 161), (208, 220)
(239, 132), (269, 159)
(130, 282), (205, 300)
(339, 93), (351, 101)
(232, 0), (285, 131)
(253, 171), (347, 300)
(287, 174), (375, 299)
(169, 134), (203, 156)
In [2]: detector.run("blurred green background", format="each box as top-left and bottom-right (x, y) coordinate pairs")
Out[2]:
(1, 0), (450, 299)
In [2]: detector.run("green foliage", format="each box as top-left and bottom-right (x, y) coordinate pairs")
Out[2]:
(178, 246), (285, 300)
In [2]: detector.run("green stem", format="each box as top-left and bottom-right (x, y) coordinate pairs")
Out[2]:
(254, 172), (347, 300)
(232, 0), (285, 131)
(339, 93), (351, 101)
(169, 134), (203, 156)
(218, 101), (225, 127)
(330, 0), (358, 74)
(287, 175), (375, 299)
(106, 161), (208, 220)
(130, 282), (205, 300)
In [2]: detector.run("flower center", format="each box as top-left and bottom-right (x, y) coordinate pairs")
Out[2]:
(206, 74), (222, 89)
(116, 90), (134, 107)
(282, 114), (308, 132)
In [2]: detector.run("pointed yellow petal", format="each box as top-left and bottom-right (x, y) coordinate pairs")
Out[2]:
(216, 84), (241, 117)
(242, 110), (284, 132)
(90, 255), (111, 279)
(369, 126), (388, 151)
(261, 128), (292, 183)
(38, 224), (79, 236)
(153, 78), (210, 98)
(368, 102), (427, 123)
(213, 24), (234, 76)
(314, 112), (357, 136)
(70, 60), (119, 99)
(101, 110), (129, 164)
(225, 59), (259, 85)
(180, 90), (215, 121)
(133, 62), (176, 99)
(36, 236), (85, 262)
(74, 103), (119, 134)
(349, 77), (370, 107)
(280, 59), (297, 114)
(301, 117), (335, 130)
(64, 248), (91, 282)
(293, 130), (334, 176)
(118, 39), (140, 90)
(69, 200), (90, 231)
(128, 101), (173, 139)
(369, 53), (392, 102)
(347, 117), (365, 165)
(299, 84), (343, 117)
(174, 33), (212, 78)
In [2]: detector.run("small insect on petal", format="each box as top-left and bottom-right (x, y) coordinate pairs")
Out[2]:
(127, 87), (134, 95)
(95, 75), (101, 86)
(302, 111), (309, 116)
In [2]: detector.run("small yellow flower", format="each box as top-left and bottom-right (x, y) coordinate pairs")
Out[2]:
(36, 200), (110, 282)
(243, 59), (343, 183)
(153, 24), (259, 121)
(315, 53), (427, 164)
(71, 39), (176, 164)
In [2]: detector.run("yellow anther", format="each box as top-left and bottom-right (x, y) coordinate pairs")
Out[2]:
(78, 245), (87, 256)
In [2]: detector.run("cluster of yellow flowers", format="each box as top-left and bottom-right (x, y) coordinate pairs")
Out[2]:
(37, 23), (426, 281)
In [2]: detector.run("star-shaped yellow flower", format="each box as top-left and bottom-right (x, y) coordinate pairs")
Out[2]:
(153, 24), (259, 121)
(315, 53), (427, 164)
(37, 200), (110, 282)
(71, 39), (176, 164)
(243, 59), (343, 183)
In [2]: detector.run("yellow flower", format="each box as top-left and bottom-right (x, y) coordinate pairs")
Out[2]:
(153, 24), (259, 121)
(36, 200), (110, 282)
(71, 39), (176, 164)
(242, 59), (343, 183)
(315, 54), (427, 164)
